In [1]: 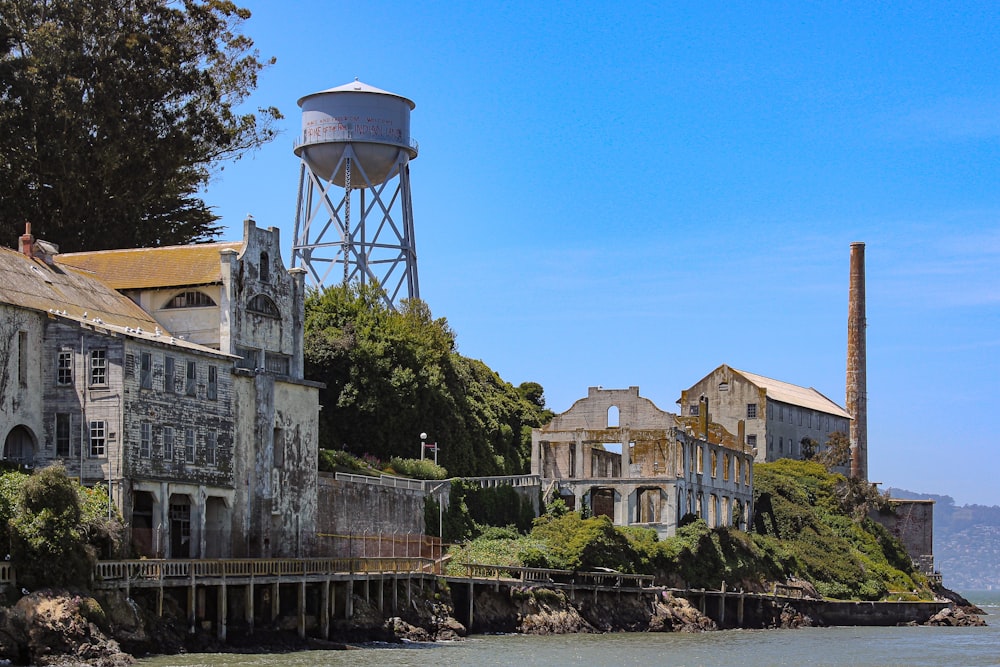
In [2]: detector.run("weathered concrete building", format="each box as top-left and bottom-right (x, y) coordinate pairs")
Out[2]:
(532, 386), (754, 537)
(678, 365), (851, 465)
(0, 220), (320, 559)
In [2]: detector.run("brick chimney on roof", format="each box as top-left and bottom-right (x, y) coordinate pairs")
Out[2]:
(19, 223), (34, 259)
(847, 242), (868, 481)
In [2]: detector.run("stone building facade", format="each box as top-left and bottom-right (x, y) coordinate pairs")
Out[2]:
(0, 219), (320, 559)
(678, 364), (851, 464)
(531, 386), (754, 537)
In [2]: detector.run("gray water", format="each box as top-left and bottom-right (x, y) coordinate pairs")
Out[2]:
(139, 592), (1000, 667)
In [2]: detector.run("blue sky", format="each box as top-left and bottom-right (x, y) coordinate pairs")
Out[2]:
(202, 2), (1000, 505)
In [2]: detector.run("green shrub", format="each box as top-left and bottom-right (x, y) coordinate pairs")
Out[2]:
(387, 457), (448, 480)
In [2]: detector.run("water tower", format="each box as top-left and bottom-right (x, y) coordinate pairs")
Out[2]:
(291, 79), (420, 307)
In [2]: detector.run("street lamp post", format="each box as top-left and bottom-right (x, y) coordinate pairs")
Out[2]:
(420, 432), (439, 465)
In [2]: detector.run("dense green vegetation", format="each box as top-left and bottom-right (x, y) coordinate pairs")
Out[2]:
(304, 283), (553, 477)
(1, 0), (279, 251)
(447, 461), (930, 601)
(0, 465), (122, 589)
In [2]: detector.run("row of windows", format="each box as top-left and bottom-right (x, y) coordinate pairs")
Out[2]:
(688, 444), (751, 486)
(139, 423), (219, 465)
(52, 414), (220, 465)
(767, 402), (846, 432)
(162, 289), (279, 319)
(689, 402), (759, 420)
(56, 349), (219, 400)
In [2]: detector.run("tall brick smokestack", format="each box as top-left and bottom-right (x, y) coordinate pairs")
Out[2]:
(847, 242), (868, 480)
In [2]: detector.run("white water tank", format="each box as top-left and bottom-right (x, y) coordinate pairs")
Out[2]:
(294, 78), (417, 188)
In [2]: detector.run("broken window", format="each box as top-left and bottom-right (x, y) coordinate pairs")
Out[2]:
(57, 351), (73, 386)
(184, 428), (195, 463)
(140, 352), (152, 390)
(247, 294), (280, 318)
(163, 426), (174, 460)
(90, 349), (107, 386)
(206, 430), (217, 466)
(55, 413), (71, 457)
(710, 450), (718, 478)
(164, 356), (175, 393)
(746, 403), (757, 419)
(207, 365), (217, 400)
(140, 421), (151, 458)
(185, 361), (196, 397)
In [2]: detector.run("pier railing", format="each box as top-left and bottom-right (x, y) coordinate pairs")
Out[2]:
(94, 556), (436, 585)
(458, 563), (654, 589)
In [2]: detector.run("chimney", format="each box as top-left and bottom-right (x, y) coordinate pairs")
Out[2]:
(19, 223), (34, 259)
(847, 242), (868, 480)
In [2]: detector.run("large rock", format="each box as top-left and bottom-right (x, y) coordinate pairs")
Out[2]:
(926, 606), (987, 627)
(1, 590), (134, 666)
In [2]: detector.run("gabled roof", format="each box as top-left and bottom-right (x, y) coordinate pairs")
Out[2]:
(732, 368), (851, 419)
(0, 247), (228, 356)
(55, 242), (242, 290)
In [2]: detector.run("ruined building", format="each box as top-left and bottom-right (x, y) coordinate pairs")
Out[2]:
(532, 386), (754, 537)
(0, 220), (320, 558)
(678, 365), (852, 465)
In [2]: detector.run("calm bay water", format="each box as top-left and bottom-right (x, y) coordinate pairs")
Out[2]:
(139, 592), (1000, 667)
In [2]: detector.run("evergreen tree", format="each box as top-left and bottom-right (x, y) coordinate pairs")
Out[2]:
(0, 0), (280, 250)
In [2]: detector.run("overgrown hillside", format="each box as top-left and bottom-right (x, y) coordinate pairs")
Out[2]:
(448, 460), (933, 601)
(304, 284), (553, 477)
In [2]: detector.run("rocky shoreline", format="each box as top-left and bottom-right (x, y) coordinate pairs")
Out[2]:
(0, 583), (985, 665)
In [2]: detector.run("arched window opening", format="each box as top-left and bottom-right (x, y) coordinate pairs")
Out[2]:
(164, 291), (216, 309)
(247, 294), (280, 318)
(607, 405), (619, 428)
(259, 252), (270, 282)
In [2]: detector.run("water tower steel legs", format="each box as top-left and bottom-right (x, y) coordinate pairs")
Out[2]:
(292, 145), (419, 309)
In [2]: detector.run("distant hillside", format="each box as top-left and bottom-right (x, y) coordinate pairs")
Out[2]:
(886, 488), (1000, 591)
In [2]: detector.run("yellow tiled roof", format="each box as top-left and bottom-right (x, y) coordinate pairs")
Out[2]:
(55, 242), (242, 289)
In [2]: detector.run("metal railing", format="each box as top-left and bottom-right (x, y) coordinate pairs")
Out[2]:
(458, 563), (654, 589)
(331, 472), (426, 492)
(94, 557), (436, 584)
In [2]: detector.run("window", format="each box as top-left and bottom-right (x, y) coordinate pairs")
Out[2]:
(273, 427), (284, 468)
(90, 420), (106, 457)
(735, 457), (742, 486)
(779, 437), (784, 453)
(164, 356), (175, 393)
(206, 430), (217, 465)
(140, 352), (152, 390)
(164, 291), (216, 308)
(259, 252), (270, 282)
(90, 349), (107, 386)
(17, 331), (27, 388)
(264, 352), (289, 375)
(163, 426), (174, 461)
(767, 403), (773, 419)
(207, 365), (218, 400)
(140, 422), (151, 458)
(184, 428), (195, 463)
(57, 351), (73, 386)
(746, 403), (757, 419)
(185, 361), (196, 396)
(747, 434), (757, 449)
(247, 294), (280, 318)
(56, 413), (71, 457)
(718, 382), (729, 391)
(689, 404), (699, 416)
(710, 450), (718, 478)
(235, 347), (257, 371)
(675, 444), (684, 476)
(696, 446), (704, 474)
(723, 453), (731, 481)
